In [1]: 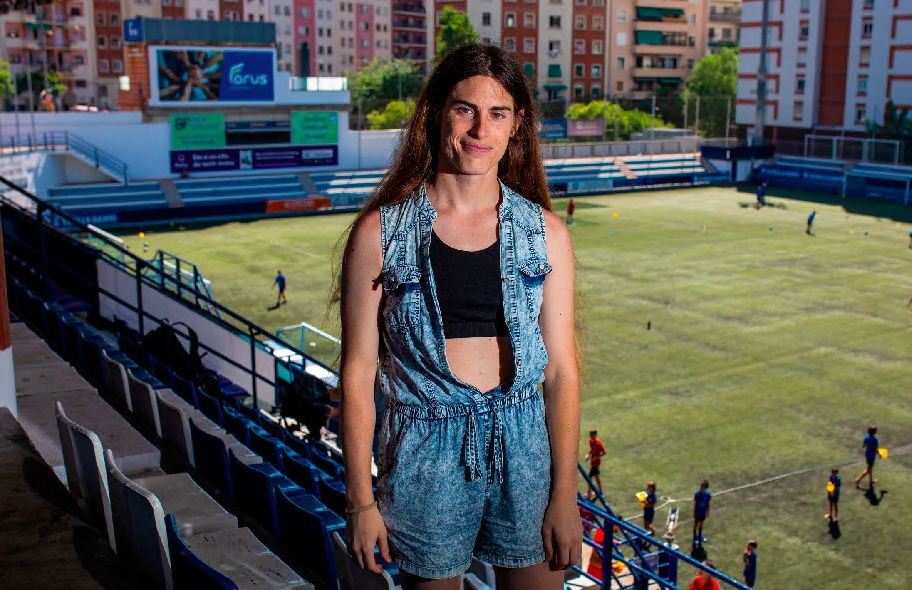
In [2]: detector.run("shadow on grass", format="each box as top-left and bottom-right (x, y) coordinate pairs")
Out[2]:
(828, 519), (842, 540)
(736, 184), (912, 224)
(864, 485), (888, 506)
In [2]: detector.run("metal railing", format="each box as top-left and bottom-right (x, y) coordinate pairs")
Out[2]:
(0, 174), (329, 412)
(0, 131), (129, 184)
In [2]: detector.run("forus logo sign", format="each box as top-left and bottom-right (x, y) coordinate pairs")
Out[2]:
(220, 50), (275, 102)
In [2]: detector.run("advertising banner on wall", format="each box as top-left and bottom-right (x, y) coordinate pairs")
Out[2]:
(170, 113), (226, 149)
(291, 112), (339, 145)
(170, 146), (338, 173)
(538, 118), (567, 140)
(150, 46), (275, 105)
(567, 119), (606, 137)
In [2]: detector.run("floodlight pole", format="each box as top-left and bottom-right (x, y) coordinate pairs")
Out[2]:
(752, 0), (770, 146)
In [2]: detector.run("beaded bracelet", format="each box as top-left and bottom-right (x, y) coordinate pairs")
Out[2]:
(345, 499), (377, 514)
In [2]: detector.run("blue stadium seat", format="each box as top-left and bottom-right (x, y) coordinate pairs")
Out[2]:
(248, 426), (285, 471)
(317, 477), (347, 518)
(310, 447), (344, 481)
(275, 486), (345, 589)
(282, 433), (313, 461)
(227, 449), (298, 538)
(197, 391), (225, 427)
(189, 418), (233, 497)
(259, 416), (287, 442)
(222, 408), (251, 447)
(171, 373), (201, 408)
(164, 514), (238, 590)
(281, 450), (323, 497)
(235, 402), (262, 425)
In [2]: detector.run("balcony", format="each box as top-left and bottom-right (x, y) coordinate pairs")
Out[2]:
(633, 30), (689, 50)
(709, 10), (741, 24)
(392, 20), (425, 32)
(392, 3), (426, 15)
(634, 6), (686, 23)
(632, 67), (682, 79)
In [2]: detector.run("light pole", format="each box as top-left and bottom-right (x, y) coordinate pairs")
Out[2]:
(752, 0), (770, 146)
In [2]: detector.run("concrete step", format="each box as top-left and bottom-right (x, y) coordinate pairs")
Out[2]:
(135, 472), (238, 537)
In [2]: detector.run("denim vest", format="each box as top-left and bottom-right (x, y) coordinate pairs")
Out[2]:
(377, 180), (552, 484)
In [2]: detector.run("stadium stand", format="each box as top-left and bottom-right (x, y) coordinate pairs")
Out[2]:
(2, 175), (753, 589)
(760, 155), (848, 193)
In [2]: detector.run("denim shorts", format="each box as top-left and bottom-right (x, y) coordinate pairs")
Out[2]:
(376, 383), (552, 579)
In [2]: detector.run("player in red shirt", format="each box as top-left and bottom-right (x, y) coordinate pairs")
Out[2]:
(585, 429), (606, 500)
(566, 198), (577, 224)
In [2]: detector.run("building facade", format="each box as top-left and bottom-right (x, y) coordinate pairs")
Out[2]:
(736, 0), (912, 142)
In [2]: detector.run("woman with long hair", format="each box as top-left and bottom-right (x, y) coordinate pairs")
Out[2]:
(338, 43), (581, 589)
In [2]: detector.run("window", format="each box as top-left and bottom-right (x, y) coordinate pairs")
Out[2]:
(863, 0), (874, 8)
(616, 80), (623, 91)
(97, 36), (106, 48)
(74, 55), (85, 65)
(797, 47), (807, 66)
(687, 59), (694, 69)
(504, 37), (516, 52)
(616, 57), (625, 69)
(505, 12), (516, 27)
(96, 12), (104, 24)
(207, 9), (215, 19)
(859, 46), (870, 66)
(549, 15), (561, 28)
(796, 76), (806, 94)
(575, 15), (585, 30)
(793, 101), (803, 120)
(617, 9), (626, 22)
(523, 13), (535, 28)
(591, 85), (601, 98)
(112, 60), (123, 73)
(70, 6), (82, 16)
(99, 59), (109, 73)
(592, 40), (603, 55)
(482, 12), (491, 26)
(110, 14), (118, 25)
(75, 80), (86, 88)
(575, 0), (585, 5)
(301, 7), (309, 16)
(689, 14), (696, 25)
(593, 0), (603, 5)
(861, 17), (873, 38)
(800, 0), (810, 11)
(523, 37), (535, 53)
(574, 85), (584, 99)
(799, 21), (809, 40)
(855, 105), (866, 123)
(574, 39), (585, 54)
(616, 32), (627, 46)
(111, 37), (121, 49)
(548, 40), (561, 56)
(593, 16), (603, 31)
(574, 63), (584, 78)
(857, 75), (868, 93)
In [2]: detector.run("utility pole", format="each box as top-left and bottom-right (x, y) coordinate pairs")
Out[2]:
(752, 0), (770, 145)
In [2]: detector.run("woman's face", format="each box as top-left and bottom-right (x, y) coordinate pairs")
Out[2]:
(436, 75), (520, 178)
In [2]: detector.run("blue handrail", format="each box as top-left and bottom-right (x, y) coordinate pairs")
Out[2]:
(0, 131), (128, 184)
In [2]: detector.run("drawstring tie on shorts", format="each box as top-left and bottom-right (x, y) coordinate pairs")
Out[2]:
(463, 408), (505, 485)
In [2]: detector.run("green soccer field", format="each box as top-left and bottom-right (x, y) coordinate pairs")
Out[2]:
(119, 185), (912, 589)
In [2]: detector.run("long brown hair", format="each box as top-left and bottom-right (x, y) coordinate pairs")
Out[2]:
(328, 43), (551, 323)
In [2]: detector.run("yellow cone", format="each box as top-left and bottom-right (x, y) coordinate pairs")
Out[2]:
(826, 482), (836, 494)
(613, 212), (619, 219)
(139, 231), (145, 238)
(636, 491), (647, 507)
(877, 447), (889, 459)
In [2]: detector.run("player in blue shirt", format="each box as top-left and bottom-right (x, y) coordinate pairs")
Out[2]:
(806, 210), (816, 235)
(826, 468), (841, 522)
(643, 480), (657, 536)
(754, 182), (767, 209)
(272, 269), (287, 305)
(693, 479), (712, 546)
(742, 539), (758, 587)
(853, 425), (879, 489)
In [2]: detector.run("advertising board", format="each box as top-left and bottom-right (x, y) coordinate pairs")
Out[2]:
(150, 46), (275, 105)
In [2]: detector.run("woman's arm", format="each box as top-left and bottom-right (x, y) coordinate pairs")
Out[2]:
(539, 209), (583, 569)
(339, 210), (391, 572)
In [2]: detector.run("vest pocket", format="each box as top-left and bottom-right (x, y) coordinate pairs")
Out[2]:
(517, 258), (552, 315)
(381, 264), (423, 329)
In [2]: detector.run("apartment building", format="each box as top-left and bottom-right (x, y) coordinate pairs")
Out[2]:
(735, 0), (912, 142)
(392, 0), (426, 67)
(432, 0), (731, 102)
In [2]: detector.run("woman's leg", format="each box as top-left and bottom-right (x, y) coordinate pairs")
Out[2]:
(495, 562), (565, 590)
(399, 572), (462, 590)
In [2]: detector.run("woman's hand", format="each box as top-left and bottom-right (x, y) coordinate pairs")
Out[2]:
(348, 506), (392, 574)
(542, 496), (583, 570)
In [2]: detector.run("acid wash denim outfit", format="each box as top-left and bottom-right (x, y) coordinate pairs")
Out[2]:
(376, 179), (554, 578)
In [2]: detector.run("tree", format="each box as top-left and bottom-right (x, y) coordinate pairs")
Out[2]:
(682, 47), (738, 137)
(435, 7), (478, 65)
(366, 99), (417, 129)
(349, 58), (424, 104)
(566, 100), (671, 140)
(867, 100), (912, 164)
(0, 58), (13, 101)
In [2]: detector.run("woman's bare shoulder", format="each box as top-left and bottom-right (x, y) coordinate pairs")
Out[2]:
(541, 208), (572, 251)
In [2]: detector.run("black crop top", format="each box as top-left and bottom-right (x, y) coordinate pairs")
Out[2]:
(430, 230), (509, 338)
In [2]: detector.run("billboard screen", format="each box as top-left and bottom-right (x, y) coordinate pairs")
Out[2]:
(151, 46), (275, 105)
